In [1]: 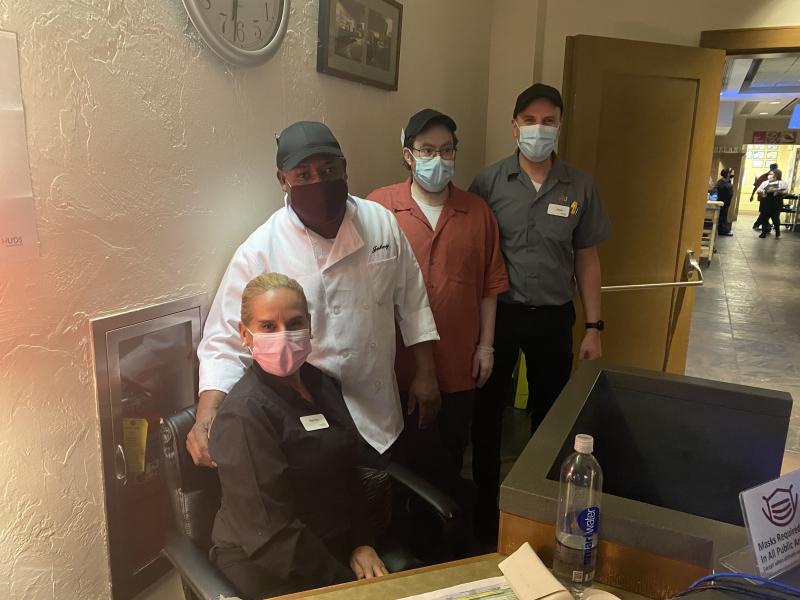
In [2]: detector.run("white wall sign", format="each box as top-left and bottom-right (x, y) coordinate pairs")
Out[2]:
(741, 470), (800, 577)
(0, 29), (38, 260)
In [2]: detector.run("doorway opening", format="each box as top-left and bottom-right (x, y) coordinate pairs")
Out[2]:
(689, 33), (800, 468)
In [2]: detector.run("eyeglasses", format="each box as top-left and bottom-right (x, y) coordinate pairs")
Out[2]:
(411, 146), (457, 160)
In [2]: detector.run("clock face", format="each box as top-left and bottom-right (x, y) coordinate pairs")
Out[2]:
(183, 0), (288, 65)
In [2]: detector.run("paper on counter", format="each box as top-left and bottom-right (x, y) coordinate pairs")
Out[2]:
(397, 575), (518, 600)
(499, 543), (573, 600)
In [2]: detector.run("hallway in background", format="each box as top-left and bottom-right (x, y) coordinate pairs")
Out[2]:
(686, 229), (800, 454)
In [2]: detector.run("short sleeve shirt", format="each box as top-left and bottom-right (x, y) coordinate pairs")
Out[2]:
(469, 153), (612, 307)
(368, 180), (509, 393)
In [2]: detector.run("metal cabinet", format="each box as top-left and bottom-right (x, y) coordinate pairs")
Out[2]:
(91, 294), (207, 599)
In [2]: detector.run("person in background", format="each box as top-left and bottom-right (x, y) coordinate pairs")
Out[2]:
(712, 168), (735, 236)
(367, 109), (509, 487)
(751, 162), (778, 232)
(187, 121), (441, 470)
(756, 168), (788, 239)
(210, 273), (387, 599)
(468, 83), (612, 545)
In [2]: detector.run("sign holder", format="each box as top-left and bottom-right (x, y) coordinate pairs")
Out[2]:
(720, 471), (800, 578)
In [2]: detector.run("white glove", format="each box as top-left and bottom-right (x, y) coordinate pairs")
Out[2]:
(472, 345), (495, 388)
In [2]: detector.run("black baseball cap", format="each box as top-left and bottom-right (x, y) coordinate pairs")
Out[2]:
(513, 83), (563, 118)
(403, 109), (457, 146)
(276, 121), (344, 170)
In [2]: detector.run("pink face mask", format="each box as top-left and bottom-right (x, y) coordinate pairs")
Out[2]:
(246, 328), (312, 377)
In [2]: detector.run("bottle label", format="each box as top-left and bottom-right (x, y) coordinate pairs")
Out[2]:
(578, 506), (600, 565)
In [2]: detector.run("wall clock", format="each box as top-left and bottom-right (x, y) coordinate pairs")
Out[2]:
(182, 0), (290, 65)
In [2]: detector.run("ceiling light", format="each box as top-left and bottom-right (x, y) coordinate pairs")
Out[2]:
(759, 112), (769, 114)
(770, 101), (781, 104)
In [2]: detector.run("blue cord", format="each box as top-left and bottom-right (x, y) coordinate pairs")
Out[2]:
(689, 573), (800, 597)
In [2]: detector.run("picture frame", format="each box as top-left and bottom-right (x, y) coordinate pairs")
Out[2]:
(752, 160), (764, 168)
(317, 0), (403, 91)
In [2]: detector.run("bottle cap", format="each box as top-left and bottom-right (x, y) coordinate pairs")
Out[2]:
(574, 434), (594, 454)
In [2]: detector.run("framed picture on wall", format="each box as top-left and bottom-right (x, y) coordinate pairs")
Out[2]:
(753, 160), (764, 168)
(767, 150), (778, 159)
(746, 150), (753, 158)
(317, 0), (403, 91)
(767, 144), (779, 150)
(753, 151), (765, 159)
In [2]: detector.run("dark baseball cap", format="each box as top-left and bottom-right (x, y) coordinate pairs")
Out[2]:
(403, 109), (457, 146)
(276, 121), (344, 170)
(513, 83), (563, 118)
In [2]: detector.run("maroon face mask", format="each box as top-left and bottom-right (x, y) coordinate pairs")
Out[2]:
(289, 179), (349, 239)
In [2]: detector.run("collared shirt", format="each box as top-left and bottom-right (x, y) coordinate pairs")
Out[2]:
(368, 180), (509, 393)
(469, 153), (612, 307)
(198, 195), (439, 453)
(209, 363), (370, 589)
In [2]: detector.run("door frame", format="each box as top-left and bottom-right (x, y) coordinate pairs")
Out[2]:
(700, 26), (800, 54)
(701, 26), (800, 222)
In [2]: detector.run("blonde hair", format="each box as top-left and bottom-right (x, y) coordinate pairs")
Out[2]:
(240, 272), (308, 326)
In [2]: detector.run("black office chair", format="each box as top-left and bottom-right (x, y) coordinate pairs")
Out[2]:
(160, 404), (464, 600)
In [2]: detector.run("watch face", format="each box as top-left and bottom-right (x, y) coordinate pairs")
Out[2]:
(184, 0), (288, 64)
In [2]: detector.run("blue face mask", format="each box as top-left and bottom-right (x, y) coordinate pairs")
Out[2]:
(517, 123), (558, 162)
(414, 156), (455, 193)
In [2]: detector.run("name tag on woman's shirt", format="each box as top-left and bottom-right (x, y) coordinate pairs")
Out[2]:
(300, 414), (330, 431)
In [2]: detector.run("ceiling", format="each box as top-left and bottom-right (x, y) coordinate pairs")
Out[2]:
(719, 54), (800, 125)
(721, 53), (800, 104)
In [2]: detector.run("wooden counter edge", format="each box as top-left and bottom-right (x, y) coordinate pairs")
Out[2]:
(269, 553), (504, 599)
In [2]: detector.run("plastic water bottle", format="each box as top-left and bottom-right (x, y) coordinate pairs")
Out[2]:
(553, 434), (603, 598)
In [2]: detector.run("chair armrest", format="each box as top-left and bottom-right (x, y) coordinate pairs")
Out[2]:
(162, 534), (239, 600)
(385, 462), (461, 520)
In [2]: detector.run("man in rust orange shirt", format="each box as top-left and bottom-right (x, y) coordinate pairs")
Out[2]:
(368, 109), (509, 481)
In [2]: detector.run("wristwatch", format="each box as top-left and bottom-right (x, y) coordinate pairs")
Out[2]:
(585, 320), (605, 331)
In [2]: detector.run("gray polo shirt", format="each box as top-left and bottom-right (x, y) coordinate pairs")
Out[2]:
(469, 153), (611, 307)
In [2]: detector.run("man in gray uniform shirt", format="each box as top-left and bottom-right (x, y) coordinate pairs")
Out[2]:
(468, 83), (612, 544)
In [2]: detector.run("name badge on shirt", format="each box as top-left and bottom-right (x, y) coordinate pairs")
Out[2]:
(300, 414), (330, 431)
(547, 203), (570, 218)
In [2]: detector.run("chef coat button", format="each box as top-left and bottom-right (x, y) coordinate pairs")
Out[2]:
(363, 303), (370, 310)
(369, 341), (377, 349)
(377, 299), (384, 306)
(333, 305), (341, 315)
(374, 380), (382, 390)
(342, 350), (350, 358)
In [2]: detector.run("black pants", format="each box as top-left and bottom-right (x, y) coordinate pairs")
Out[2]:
(212, 544), (354, 600)
(718, 200), (731, 234)
(392, 391), (477, 557)
(760, 196), (782, 235)
(471, 301), (575, 543)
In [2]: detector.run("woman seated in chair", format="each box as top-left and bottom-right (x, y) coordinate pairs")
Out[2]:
(209, 272), (388, 599)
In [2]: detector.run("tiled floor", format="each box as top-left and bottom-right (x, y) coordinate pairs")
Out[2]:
(685, 226), (800, 459)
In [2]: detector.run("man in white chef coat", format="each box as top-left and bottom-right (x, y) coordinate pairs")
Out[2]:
(188, 121), (441, 466)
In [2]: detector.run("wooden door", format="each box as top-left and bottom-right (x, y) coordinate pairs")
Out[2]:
(561, 35), (725, 373)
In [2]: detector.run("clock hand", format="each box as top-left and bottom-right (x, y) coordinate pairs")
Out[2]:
(231, 0), (238, 42)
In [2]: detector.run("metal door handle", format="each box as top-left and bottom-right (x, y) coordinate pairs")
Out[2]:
(601, 250), (703, 292)
(114, 444), (128, 486)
